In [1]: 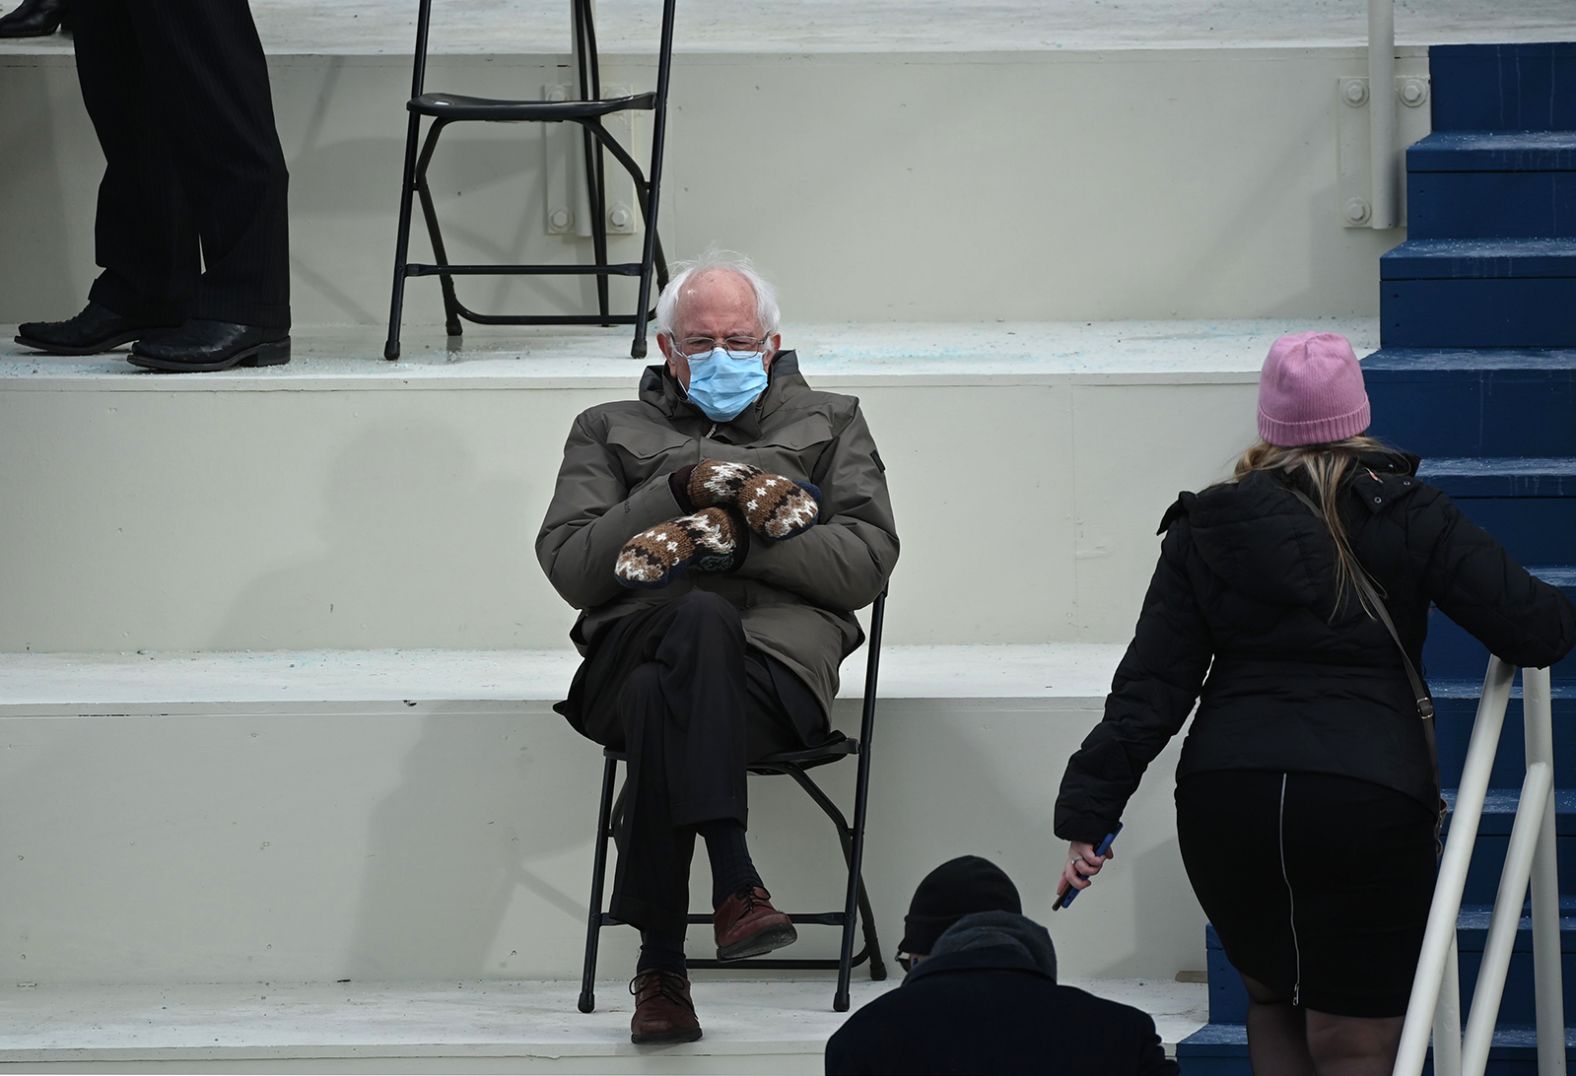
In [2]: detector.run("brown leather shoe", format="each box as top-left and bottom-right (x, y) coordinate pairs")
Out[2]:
(714, 885), (798, 961)
(629, 970), (702, 1045)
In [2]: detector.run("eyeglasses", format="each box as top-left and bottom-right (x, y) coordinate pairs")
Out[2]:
(673, 334), (770, 357)
(897, 953), (915, 973)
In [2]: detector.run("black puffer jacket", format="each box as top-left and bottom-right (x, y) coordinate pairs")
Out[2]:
(825, 912), (1177, 1075)
(1055, 451), (1575, 843)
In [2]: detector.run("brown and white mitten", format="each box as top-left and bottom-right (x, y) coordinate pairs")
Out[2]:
(614, 507), (743, 589)
(683, 459), (821, 541)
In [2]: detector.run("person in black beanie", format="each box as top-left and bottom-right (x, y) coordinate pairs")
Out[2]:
(13, 0), (291, 371)
(826, 856), (1176, 1076)
(894, 855), (1022, 969)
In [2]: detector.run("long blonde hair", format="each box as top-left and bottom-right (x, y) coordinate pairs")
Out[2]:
(1232, 435), (1392, 618)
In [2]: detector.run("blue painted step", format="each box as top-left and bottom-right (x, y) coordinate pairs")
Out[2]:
(1363, 349), (1576, 457)
(1425, 568), (1576, 682)
(1177, 1021), (1576, 1075)
(1455, 897), (1576, 1027)
(1411, 132), (1576, 174)
(1381, 240), (1576, 348)
(1418, 458), (1576, 566)
(1432, 685), (1576, 789)
(1203, 924), (1246, 1022)
(1408, 132), (1576, 240)
(1444, 789), (1576, 908)
(1202, 888), (1576, 1027)
(1431, 43), (1576, 132)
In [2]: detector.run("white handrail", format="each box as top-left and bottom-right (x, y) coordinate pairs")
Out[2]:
(1396, 658), (1514, 1073)
(1526, 668), (1566, 1076)
(1434, 936), (1463, 1076)
(1462, 760), (1553, 1070)
(1368, 0), (1399, 228)
(1393, 660), (1566, 1076)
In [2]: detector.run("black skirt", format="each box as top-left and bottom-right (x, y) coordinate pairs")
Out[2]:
(1176, 769), (1438, 1018)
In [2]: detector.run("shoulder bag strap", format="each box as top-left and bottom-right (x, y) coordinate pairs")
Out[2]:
(1286, 488), (1444, 826)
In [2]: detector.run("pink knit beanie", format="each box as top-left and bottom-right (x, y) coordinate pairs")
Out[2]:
(1257, 331), (1371, 447)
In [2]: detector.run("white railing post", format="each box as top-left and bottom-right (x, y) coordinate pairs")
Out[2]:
(1395, 659), (1566, 1076)
(1368, 0), (1399, 228)
(1524, 668), (1567, 1076)
(1395, 657), (1517, 1076)
(1460, 760), (1552, 1073)
(1434, 937), (1463, 1076)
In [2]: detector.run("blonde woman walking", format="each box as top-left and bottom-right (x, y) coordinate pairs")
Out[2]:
(1053, 332), (1574, 1075)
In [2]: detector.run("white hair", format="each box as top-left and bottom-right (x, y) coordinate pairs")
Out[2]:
(653, 250), (781, 341)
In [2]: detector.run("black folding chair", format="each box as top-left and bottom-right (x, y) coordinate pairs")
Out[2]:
(384, 0), (676, 361)
(577, 591), (890, 1014)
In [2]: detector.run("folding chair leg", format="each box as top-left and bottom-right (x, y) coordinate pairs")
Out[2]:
(413, 121), (464, 338)
(836, 752), (878, 1011)
(630, 0), (677, 359)
(826, 802), (884, 981)
(572, 0), (612, 326)
(856, 872), (887, 981)
(578, 756), (620, 1014)
(832, 850), (862, 1010)
(582, 122), (611, 325)
(384, 112), (424, 361)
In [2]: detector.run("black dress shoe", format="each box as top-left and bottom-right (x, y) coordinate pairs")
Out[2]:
(15, 301), (179, 356)
(128, 320), (290, 372)
(0, 0), (68, 38)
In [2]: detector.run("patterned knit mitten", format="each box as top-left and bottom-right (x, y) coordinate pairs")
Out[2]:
(684, 459), (821, 541)
(614, 507), (743, 589)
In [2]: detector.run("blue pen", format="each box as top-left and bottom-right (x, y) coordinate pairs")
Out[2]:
(1054, 823), (1122, 910)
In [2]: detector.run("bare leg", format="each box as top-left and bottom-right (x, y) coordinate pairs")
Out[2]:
(1305, 1010), (1404, 1076)
(1242, 973), (1315, 1076)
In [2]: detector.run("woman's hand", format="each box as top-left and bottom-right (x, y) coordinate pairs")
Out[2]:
(1057, 839), (1115, 901)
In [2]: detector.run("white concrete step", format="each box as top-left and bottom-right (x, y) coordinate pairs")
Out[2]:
(6, 0), (1563, 56)
(0, 977), (1206, 1073)
(0, 644), (1207, 989)
(0, 319), (1375, 653)
(0, 17), (1433, 328)
(0, 642), (1125, 708)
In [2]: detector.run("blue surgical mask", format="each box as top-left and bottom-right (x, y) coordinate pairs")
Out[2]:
(684, 347), (769, 422)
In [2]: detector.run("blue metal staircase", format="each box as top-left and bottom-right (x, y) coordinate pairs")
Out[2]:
(1178, 42), (1576, 1073)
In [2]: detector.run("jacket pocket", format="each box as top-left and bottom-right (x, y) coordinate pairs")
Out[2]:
(606, 424), (693, 491)
(748, 415), (836, 480)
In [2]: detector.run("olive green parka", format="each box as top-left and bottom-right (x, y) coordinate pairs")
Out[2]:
(536, 351), (900, 713)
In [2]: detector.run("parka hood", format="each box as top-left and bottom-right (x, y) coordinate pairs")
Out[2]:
(1169, 450), (1420, 608)
(927, 910), (1058, 982)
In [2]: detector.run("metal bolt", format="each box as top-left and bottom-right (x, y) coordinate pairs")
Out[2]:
(549, 208), (571, 231)
(1342, 79), (1369, 107)
(609, 206), (632, 229)
(1400, 78), (1429, 107)
(1344, 197), (1372, 225)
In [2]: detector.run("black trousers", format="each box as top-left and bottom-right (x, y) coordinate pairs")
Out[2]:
(561, 591), (828, 938)
(71, 0), (290, 329)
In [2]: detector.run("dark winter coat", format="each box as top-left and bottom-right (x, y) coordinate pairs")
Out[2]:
(1056, 450), (1575, 843)
(825, 911), (1177, 1076)
(536, 351), (900, 715)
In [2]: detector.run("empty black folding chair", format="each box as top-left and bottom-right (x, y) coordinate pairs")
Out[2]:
(385, 0), (676, 361)
(578, 590), (890, 1014)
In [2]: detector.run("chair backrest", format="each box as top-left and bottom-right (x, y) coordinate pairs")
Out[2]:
(409, 0), (436, 98)
(407, 0), (679, 104)
(406, 0), (601, 98)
